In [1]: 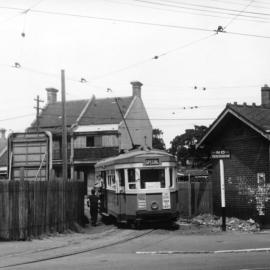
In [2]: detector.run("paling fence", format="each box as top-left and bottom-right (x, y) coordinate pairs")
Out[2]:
(177, 181), (213, 218)
(0, 179), (84, 240)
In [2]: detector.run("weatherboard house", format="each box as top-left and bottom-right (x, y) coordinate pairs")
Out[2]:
(28, 81), (152, 193)
(197, 84), (270, 225)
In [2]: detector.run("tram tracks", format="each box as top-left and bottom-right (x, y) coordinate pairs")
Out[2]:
(0, 228), (154, 269)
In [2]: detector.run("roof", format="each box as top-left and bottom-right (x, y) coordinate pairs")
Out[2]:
(79, 97), (133, 126)
(74, 124), (119, 133)
(178, 168), (208, 176)
(35, 99), (89, 128)
(198, 103), (270, 147)
(95, 148), (176, 167)
(30, 96), (134, 132)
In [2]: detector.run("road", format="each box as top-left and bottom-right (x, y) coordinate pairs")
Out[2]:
(1, 223), (270, 270)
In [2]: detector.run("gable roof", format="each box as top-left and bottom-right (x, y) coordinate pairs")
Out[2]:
(79, 96), (133, 126)
(29, 96), (134, 132)
(197, 103), (270, 147)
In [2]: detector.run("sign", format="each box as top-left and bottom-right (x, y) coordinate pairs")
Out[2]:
(137, 193), (147, 209)
(145, 182), (160, 189)
(144, 159), (160, 166)
(211, 150), (230, 159)
(162, 191), (171, 209)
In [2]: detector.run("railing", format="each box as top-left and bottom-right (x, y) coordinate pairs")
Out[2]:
(74, 147), (119, 161)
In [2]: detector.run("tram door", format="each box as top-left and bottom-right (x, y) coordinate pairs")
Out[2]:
(117, 169), (126, 218)
(100, 171), (107, 213)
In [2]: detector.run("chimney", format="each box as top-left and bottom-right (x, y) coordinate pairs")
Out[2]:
(0, 128), (6, 139)
(131, 81), (143, 98)
(46, 88), (59, 104)
(261, 84), (270, 108)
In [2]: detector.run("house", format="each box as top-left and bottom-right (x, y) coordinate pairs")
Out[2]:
(28, 81), (152, 193)
(197, 84), (270, 225)
(0, 129), (7, 179)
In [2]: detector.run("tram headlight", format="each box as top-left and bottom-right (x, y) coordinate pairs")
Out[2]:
(151, 201), (159, 210)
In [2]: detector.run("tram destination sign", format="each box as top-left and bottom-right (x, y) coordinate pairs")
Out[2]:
(144, 159), (160, 166)
(211, 150), (231, 159)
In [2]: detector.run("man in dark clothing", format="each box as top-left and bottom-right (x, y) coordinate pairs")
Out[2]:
(88, 189), (99, 226)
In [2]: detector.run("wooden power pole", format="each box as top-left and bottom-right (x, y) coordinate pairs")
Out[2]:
(61, 69), (68, 181)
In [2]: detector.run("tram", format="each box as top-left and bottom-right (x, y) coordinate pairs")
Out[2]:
(95, 148), (179, 226)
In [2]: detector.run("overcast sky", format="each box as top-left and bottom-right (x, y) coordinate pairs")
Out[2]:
(0, 0), (270, 147)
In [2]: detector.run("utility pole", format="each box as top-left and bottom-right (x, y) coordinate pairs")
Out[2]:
(34, 95), (44, 132)
(61, 69), (68, 181)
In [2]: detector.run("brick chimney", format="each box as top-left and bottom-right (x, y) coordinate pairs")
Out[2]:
(131, 81), (143, 98)
(261, 84), (270, 108)
(46, 88), (59, 104)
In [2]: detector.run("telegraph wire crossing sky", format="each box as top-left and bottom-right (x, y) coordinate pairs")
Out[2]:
(0, 0), (269, 147)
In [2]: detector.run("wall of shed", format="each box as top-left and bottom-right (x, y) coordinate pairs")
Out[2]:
(209, 117), (270, 224)
(119, 97), (152, 150)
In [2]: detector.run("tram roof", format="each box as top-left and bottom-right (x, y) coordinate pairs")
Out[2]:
(95, 148), (176, 168)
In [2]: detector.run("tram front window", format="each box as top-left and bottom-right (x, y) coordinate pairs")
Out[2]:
(140, 169), (165, 189)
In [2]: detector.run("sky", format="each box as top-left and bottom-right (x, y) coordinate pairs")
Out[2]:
(0, 0), (270, 147)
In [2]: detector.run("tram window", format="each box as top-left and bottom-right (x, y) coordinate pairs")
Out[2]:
(117, 169), (125, 187)
(107, 170), (116, 189)
(140, 169), (165, 189)
(128, 169), (136, 189)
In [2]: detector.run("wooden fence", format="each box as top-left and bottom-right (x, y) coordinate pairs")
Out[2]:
(0, 179), (84, 240)
(177, 181), (213, 218)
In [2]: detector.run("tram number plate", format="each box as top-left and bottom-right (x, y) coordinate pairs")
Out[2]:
(162, 191), (171, 209)
(137, 193), (147, 210)
(144, 159), (160, 166)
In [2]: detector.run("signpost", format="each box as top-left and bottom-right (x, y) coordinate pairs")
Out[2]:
(211, 150), (231, 231)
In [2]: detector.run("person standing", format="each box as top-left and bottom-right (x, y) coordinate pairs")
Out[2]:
(88, 189), (99, 226)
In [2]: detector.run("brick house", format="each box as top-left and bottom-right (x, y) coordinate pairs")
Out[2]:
(28, 81), (152, 193)
(197, 85), (270, 225)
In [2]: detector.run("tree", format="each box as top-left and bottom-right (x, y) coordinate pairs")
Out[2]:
(152, 128), (166, 150)
(169, 125), (209, 167)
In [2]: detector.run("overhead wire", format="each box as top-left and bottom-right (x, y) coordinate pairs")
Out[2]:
(153, 0), (270, 17)
(0, 6), (269, 38)
(103, 0), (270, 24)
(132, 0), (270, 21)
(224, 0), (255, 29)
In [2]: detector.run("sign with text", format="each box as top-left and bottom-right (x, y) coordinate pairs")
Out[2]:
(137, 193), (147, 210)
(211, 150), (231, 159)
(144, 159), (160, 166)
(162, 191), (171, 209)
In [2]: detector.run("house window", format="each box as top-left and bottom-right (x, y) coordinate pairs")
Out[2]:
(86, 136), (94, 147)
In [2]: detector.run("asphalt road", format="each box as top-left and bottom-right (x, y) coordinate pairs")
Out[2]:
(5, 249), (270, 270)
(2, 225), (270, 270)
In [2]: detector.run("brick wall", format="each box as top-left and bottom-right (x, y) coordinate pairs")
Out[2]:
(209, 116), (270, 224)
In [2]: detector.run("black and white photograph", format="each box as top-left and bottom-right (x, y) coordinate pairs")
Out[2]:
(0, 0), (270, 269)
